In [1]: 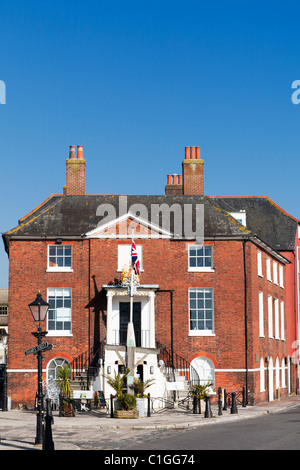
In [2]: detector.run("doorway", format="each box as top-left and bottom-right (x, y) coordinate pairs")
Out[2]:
(119, 302), (141, 347)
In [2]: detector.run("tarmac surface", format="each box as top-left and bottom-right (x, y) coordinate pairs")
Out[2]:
(1, 394), (300, 451)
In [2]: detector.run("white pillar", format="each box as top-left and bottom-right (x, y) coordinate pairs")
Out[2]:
(149, 291), (156, 348)
(106, 291), (114, 345)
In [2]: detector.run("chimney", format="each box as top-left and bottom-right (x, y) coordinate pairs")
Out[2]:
(165, 173), (183, 195)
(64, 145), (86, 195)
(164, 146), (204, 195)
(182, 146), (204, 195)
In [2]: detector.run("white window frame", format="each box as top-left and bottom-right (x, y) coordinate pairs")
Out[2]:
(188, 288), (214, 336)
(274, 299), (279, 339)
(260, 357), (265, 392)
(117, 244), (143, 272)
(47, 245), (73, 272)
(266, 257), (272, 282)
(47, 288), (72, 337)
(259, 292), (264, 337)
(281, 358), (286, 388)
(268, 295), (273, 338)
(280, 301), (285, 340)
(279, 265), (284, 288)
(188, 245), (214, 272)
(273, 261), (278, 285)
(257, 251), (263, 277)
(275, 358), (280, 390)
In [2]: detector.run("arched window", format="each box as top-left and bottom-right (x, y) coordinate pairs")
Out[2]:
(268, 357), (274, 401)
(260, 357), (265, 392)
(281, 358), (286, 389)
(47, 357), (71, 382)
(190, 356), (215, 389)
(275, 358), (280, 390)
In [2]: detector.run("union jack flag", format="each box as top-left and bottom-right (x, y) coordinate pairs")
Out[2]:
(131, 239), (140, 276)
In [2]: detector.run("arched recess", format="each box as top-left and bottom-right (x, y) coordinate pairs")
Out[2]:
(190, 356), (215, 390)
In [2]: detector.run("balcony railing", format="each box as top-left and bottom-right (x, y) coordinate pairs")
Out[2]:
(111, 329), (150, 348)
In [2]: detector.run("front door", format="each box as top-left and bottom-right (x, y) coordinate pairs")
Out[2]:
(119, 302), (141, 347)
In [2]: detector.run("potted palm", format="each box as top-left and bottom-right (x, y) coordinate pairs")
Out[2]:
(115, 393), (138, 418)
(102, 369), (139, 418)
(57, 364), (75, 417)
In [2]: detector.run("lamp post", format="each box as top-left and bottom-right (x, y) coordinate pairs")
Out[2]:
(0, 330), (9, 411)
(28, 292), (49, 446)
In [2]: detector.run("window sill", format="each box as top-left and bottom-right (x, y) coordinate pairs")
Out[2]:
(46, 332), (73, 337)
(46, 268), (73, 273)
(188, 268), (215, 273)
(188, 331), (215, 337)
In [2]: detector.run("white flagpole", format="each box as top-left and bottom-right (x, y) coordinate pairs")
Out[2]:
(126, 228), (136, 395)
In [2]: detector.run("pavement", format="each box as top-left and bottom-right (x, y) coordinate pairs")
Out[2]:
(1, 394), (300, 451)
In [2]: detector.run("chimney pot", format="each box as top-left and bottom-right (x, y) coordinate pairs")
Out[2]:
(167, 174), (172, 185)
(69, 145), (76, 159)
(178, 175), (182, 184)
(190, 147), (195, 159)
(196, 147), (200, 159)
(172, 174), (177, 184)
(185, 147), (190, 159)
(77, 145), (83, 159)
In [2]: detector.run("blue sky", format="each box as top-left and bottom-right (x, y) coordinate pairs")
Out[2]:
(1, 0), (300, 287)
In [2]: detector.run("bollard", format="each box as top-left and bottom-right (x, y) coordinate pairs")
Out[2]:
(193, 396), (197, 414)
(204, 396), (212, 418)
(43, 398), (55, 450)
(231, 392), (238, 414)
(59, 393), (64, 417)
(242, 387), (247, 407)
(147, 393), (151, 417)
(218, 387), (223, 416)
(110, 394), (114, 418)
(223, 389), (227, 411)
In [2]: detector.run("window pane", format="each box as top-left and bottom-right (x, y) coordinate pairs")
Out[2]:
(47, 289), (71, 333)
(190, 309), (197, 319)
(189, 288), (213, 332)
(204, 256), (212, 267)
(196, 257), (204, 267)
(65, 256), (72, 267)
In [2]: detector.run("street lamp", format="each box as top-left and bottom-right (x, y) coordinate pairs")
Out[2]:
(28, 292), (49, 446)
(0, 330), (9, 411)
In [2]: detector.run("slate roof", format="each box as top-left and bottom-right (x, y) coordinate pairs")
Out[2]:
(208, 196), (299, 251)
(3, 194), (251, 240)
(2, 194), (298, 257)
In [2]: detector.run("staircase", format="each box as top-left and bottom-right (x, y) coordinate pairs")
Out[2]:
(70, 342), (105, 392)
(156, 341), (200, 401)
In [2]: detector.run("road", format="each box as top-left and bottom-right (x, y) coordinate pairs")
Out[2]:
(122, 405), (300, 451)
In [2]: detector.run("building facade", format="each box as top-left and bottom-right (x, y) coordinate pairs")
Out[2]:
(2, 145), (299, 408)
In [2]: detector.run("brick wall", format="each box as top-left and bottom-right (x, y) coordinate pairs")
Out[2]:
(7, 235), (288, 407)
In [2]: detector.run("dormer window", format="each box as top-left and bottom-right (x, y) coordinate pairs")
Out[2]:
(230, 211), (246, 227)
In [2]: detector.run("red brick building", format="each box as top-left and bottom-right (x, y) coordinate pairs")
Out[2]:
(2, 145), (299, 408)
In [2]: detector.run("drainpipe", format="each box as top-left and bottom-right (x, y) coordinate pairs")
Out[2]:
(158, 289), (174, 368)
(243, 240), (249, 405)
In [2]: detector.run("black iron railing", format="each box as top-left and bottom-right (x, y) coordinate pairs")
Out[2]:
(70, 341), (105, 389)
(156, 341), (200, 385)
